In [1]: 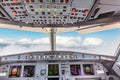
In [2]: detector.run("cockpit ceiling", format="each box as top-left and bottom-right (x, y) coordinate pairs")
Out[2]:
(0, 19), (120, 34)
(0, 0), (96, 25)
(0, 0), (120, 28)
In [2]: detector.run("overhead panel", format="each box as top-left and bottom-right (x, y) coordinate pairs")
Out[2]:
(0, 0), (95, 25)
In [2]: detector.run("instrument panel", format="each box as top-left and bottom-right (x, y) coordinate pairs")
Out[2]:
(0, 62), (106, 80)
(0, 51), (115, 62)
(0, 51), (118, 80)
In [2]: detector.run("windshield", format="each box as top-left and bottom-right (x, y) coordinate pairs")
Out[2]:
(0, 28), (120, 56)
(0, 28), (50, 56)
(56, 29), (120, 56)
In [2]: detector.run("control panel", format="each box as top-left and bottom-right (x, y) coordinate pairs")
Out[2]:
(0, 52), (115, 63)
(112, 55), (120, 77)
(0, 0), (95, 25)
(0, 62), (107, 80)
(0, 51), (119, 80)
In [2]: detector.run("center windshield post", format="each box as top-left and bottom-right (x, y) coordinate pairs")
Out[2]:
(50, 28), (56, 51)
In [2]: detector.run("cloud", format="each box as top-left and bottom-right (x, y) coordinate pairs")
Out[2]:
(83, 37), (103, 46)
(0, 36), (119, 56)
(33, 38), (49, 44)
(56, 36), (81, 47)
(18, 38), (32, 44)
(0, 44), (50, 56)
(0, 39), (5, 43)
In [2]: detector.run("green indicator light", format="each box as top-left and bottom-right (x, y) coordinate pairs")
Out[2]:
(35, 9), (43, 12)
(54, 9), (57, 11)
(50, 8), (54, 12)
(47, 9), (50, 12)
(46, 0), (51, 2)
(57, 9), (62, 12)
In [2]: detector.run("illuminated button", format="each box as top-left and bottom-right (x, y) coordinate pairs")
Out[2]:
(65, 0), (69, 3)
(26, 0), (29, 2)
(47, 5), (50, 8)
(58, 55), (61, 58)
(84, 10), (89, 14)
(12, 11), (17, 15)
(72, 8), (77, 13)
(54, 6), (57, 9)
(13, 0), (18, 2)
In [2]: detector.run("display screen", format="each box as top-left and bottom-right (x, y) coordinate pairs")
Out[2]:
(48, 64), (59, 76)
(83, 64), (94, 75)
(48, 78), (59, 80)
(9, 66), (21, 77)
(41, 69), (46, 75)
(23, 66), (35, 77)
(75, 78), (100, 80)
(70, 64), (81, 76)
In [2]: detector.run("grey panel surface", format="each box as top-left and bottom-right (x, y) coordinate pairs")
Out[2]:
(0, 52), (101, 62)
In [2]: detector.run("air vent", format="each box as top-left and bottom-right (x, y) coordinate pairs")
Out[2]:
(97, 11), (115, 19)
(91, 8), (100, 18)
(0, 11), (5, 17)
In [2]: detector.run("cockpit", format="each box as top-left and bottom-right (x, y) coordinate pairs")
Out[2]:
(0, 0), (120, 80)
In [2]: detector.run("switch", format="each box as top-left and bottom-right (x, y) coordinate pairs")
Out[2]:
(84, 10), (89, 14)
(26, 0), (29, 2)
(72, 8), (77, 13)
(13, 0), (18, 2)
(12, 11), (17, 15)
(65, 0), (69, 3)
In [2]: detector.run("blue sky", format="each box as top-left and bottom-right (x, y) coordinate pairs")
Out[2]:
(58, 28), (120, 41)
(0, 28), (120, 41)
(0, 28), (120, 56)
(0, 28), (48, 40)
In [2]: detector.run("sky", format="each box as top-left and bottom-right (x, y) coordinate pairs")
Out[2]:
(0, 28), (120, 56)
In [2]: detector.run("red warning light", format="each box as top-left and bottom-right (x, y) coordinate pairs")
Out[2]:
(72, 8), (77, 13)
(54, 6), (57, 9)
(12, 11), (17, 15)
(26, 0), (29, 2)
(47, 5), (50, 8)
(13, 0), (18, 2)
(84, 10), (89, 14)
(65, 0), (69, 3)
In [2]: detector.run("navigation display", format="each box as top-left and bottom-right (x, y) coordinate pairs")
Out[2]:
(48, 64), (59, 76)
(70, 64), (81, 76)
(9, 66), (21, 77)
(23, 66), (35, 77)
(83, 64), (94, 75)
(41, 69), (46, 75)
(48, 78), (59, 80)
